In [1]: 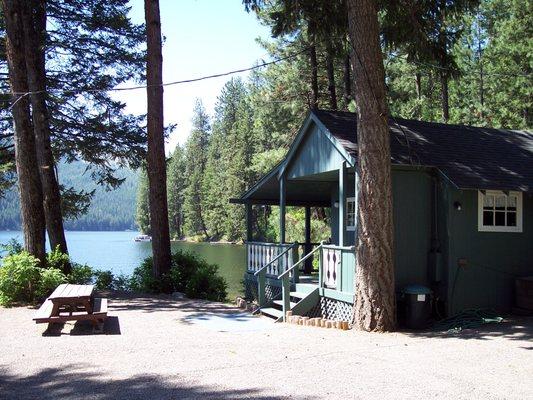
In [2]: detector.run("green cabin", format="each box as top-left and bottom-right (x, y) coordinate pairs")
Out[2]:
(232, 110), (533, 323)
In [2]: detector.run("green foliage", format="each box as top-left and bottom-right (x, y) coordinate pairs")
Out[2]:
(36, 268), (66, 300)
(93, 270), (115, 291)
(67, 264), (95, 285)
(0, 252), (41, 305)
(46, 246), (71, 272)
(130, 250), (227, 301)
(135, 168), (150, 234)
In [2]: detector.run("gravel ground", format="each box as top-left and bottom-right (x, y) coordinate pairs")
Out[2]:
(1, 293), (532, 400)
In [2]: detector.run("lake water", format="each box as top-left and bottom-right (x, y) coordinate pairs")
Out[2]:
(0, 231), (246, 299)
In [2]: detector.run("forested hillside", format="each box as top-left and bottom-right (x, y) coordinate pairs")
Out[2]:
(0, 161), (138, 231)
(136, 0), (531, 242)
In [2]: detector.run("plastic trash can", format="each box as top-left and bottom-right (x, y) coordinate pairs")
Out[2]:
(400, 284), (432, 329)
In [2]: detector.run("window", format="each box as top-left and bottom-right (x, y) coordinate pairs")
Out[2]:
(346, 197), (356, 231)
(478, 190), (523, 232)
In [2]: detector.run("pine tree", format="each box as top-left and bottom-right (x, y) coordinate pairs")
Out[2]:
(135, 168), (150, 234)
(167, 146), (186, 239)
(145, 0), (171, 277)
(183, 100), (210, 238)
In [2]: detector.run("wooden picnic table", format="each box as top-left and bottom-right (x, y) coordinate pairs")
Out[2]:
(33, 283), (108, 326)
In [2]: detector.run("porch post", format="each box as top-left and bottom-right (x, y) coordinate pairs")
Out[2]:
(246, 203), (253, 242)
(339, 161), (347, 246)
(279, 174), (286, 243)
(304, 206), (313, 274)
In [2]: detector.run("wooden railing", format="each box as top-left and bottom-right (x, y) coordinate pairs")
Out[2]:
(278, 242), (356, 321)
(246, 242), (296, 277)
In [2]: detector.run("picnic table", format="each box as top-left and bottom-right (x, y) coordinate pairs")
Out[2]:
(33, 283), (108, 327)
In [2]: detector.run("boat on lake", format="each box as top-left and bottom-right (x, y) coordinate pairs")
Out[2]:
(133, 234), (151, 242)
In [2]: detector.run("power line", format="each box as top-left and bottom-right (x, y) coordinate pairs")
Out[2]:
(4, 47), (311, 110)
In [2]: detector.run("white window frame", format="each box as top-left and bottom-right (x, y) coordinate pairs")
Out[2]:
(346, 197), (356, 231)
(477, 190), (523, 233)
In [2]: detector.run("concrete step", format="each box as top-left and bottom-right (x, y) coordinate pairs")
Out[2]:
(272, 300), (298, 309)
(260, 307), (284, 320)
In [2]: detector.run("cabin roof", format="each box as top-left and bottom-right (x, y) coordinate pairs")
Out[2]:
(235, 110), (533, 204)
(315, 110), (533, 193)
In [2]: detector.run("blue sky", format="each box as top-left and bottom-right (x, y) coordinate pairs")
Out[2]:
(114, 0), (271, 152)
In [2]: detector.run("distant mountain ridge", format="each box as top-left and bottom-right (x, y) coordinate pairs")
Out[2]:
(0, 161), (138, 231)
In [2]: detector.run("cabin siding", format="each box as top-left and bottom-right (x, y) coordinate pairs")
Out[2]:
(287, 124), (349, 178)
(331, 168), (433, 290)
(443, 187), (533, 314)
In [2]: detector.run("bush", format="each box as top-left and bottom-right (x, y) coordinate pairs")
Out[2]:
(46, 246), (71, 271)
(93, 270), (114, 290)
(0, 252), (41, 306)
(131, 250), (227, 301)
(67, 264), (95, 285)
(185, 263), (227, 302)
(36, 268), (66, 300)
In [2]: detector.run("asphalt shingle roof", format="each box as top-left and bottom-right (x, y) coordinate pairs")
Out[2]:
(313, 110), (533, 193)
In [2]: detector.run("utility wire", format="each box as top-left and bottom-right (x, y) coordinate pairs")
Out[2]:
(4, 47), (311, 110)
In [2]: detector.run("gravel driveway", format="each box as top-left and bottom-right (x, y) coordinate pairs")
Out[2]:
(1, 293), (531, 400)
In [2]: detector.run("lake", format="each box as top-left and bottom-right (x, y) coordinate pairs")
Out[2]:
(0, 231), (246, 300)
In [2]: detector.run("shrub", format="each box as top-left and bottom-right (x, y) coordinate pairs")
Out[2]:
(0, 252), (41, 306)
(131, 250), (227, 301)
(93, 270), (114, 290)
(185, 263), (227, 302)
(46, 246), (71, 272)
(36, 268), (66, 300)
(67, 264), (95, 285)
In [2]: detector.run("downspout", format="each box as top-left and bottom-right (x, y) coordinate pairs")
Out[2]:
(428, 170), (444, 316)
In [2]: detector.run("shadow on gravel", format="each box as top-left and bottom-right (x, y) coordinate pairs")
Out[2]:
(108, 292), (241, 316)
(403, 317), (533, 346)
(0, 365), (306, 400)
(42, 316), (121, 336)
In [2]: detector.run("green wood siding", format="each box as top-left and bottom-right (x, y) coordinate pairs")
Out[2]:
(443, 187), (533, 314)
(287, 124), (348, 179)
(331, 168), (432, 290)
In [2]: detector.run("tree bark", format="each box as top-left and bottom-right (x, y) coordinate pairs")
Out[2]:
(2, 0), (46, 261)
(347, 0), (396, 332)
(440, 71), (449, 122)
(308, 26), (319, 110)
(325, 38), (338, 110)
(21, 0), (70, 271)
(343, 53), (352, 107)
(144, 0), (171, 278)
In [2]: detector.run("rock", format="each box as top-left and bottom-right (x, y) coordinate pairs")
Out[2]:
(172, 292), (185, 299)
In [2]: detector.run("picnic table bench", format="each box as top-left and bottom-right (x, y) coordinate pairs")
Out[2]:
(33, 283), (108, 327)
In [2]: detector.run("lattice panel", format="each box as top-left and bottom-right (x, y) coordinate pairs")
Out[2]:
(265, 284), (282, 302)
(305, 297), (352, 322)
(322, 247), (341, 289)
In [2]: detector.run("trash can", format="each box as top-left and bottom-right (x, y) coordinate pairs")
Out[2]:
(400, 285), (432, 329)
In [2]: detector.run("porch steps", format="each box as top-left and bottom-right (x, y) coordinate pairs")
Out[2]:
(272, 300), (298, 308)
(258, 285), (320, 322)
(260, 307), (284, 320)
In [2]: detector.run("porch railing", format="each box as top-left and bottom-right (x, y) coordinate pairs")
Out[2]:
(246, 242), (296, 277)
(278, 242), (356, 321)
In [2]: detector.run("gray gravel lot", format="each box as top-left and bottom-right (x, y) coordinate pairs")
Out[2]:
(1, 293), (532, 400)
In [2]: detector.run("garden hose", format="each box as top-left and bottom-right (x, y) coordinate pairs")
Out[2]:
(432, 309), (503, 333)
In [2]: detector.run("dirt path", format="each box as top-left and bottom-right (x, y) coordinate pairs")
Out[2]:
(1, 293), (531, 399)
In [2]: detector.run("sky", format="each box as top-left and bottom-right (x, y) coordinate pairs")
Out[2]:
(113, 0), (272, 153)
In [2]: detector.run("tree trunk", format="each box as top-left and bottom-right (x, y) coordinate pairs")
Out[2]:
(343, 53), (352, 107)
(440, 71), (449, 123)
(308, 28), (319, 110)
(21, 0), (70, 271)
(325, 38), (338, 110)
(144, 0), (171, 278)
(2, 0), (46, 261)
(415, 72), (422, 100)
(347, 0), (396, 332)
